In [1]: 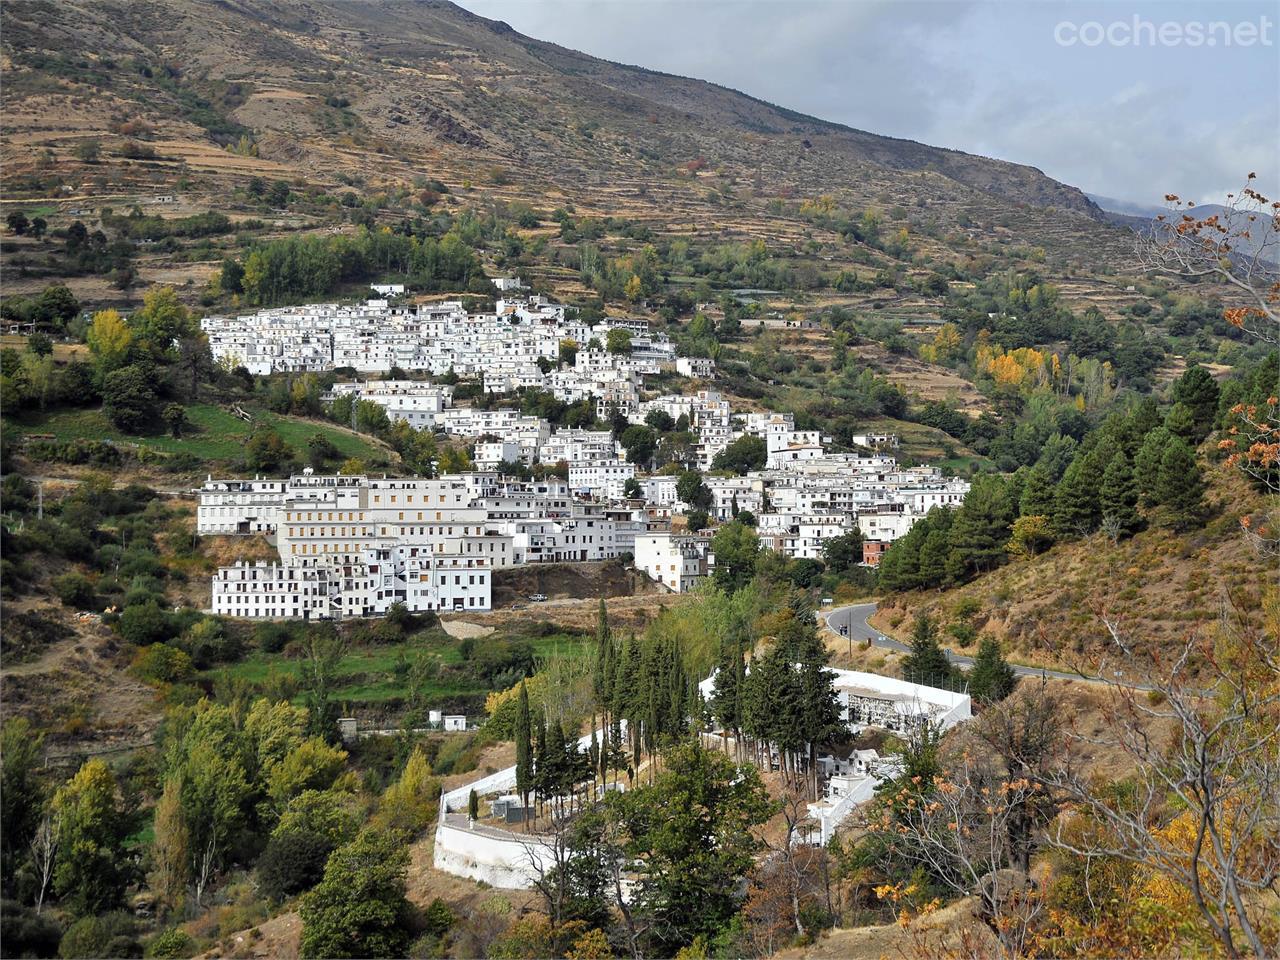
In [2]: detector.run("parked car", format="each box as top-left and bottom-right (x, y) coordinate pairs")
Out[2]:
(528, 593), (548, 602)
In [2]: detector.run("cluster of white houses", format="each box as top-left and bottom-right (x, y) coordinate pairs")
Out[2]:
(198, 287), (967, 618)
(202, 454), (966, 618)
(201, 285), (684, 423)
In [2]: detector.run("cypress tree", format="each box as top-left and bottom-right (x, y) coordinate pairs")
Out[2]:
(1153, 439), (1205, 530)
(533, 711), (548, 815)
(967, 636), (1017, 703)
(1099, 451), (1141, 538)
(900, 614), (955, 689)
(593, 598), (610, 714)
(797, 641), (842, 798)
(1019, 466), (1055, 517)
(711, 636), (741, 750)
(1134, 426), (1172, 506)
(515, 682), (532, 826)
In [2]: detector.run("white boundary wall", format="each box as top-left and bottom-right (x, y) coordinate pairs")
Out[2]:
(433, 811), (555, 889)
(434, 724), (626, 887)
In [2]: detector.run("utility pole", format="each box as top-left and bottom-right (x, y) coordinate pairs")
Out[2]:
(36, 481), (43, 520)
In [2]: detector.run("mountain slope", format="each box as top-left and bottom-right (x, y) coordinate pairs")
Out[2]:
(0, 0), (1104, 223)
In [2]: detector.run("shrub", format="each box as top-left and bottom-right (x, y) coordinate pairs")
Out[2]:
(130, 643), (194, 685)
(144, 928), (195, 959)
(53, 572), (98, 609)
(257, 830), (333, 903)
(118, 601), (173, 646)
(58, 913), (141, 959)
(255, 622), (292, 653)
(1, 899), (63, 958)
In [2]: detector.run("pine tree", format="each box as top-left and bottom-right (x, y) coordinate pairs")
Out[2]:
(514, 682), (532, 826)
(1171, 363), (1220, 439)
(1099, 451), (1142, 538)
(900, 615), (955, 689)
(967, 636), (1017, 703)
(1134, 426), (1172, 507)
(1162, 402), (1199, 444)
(946, 475), (1014, 581)
(1053, 447), (1105, 536)
(1153, 439), (1205, 530)
(917, 529), (950, 587)
(1019, 467), (1055, 517)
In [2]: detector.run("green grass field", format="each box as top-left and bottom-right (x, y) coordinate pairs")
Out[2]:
(203, 628), (589, 709)
(17, 403), (386, 464)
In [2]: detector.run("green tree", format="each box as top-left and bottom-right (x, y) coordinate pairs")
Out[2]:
(676, 469), (712, 511)
(58, 913), (140, 959)
(101, 364), (158, 432)
(608, 738), (774, 954)
(605, 328), (632, 355)
(710, 520), (759, 591)
(27, 332), (53, 357)
(1153, 439), (1205, 530)
(299, 830), (413, 959)
(149, 776), (189, 918)
(1171, 363), (1220, 440)
(307, 433), (340, 470)
(1099, 451), (1141, 539)
(161, 403), (188, 439)
(917, 526), (951, 587)
(131, 287), (193, 360)
(1053, 447), (1105, 536)
(946, 475), (1014, 580)
(1018, 466), (1055, 517)
(2, 718), (46, 886)
(515, 683), (533, 825)
(302, 632), (346, 743)
(619, 424), (657, 467)
(821, 530), (864, 574)
(967, 636), (1018, 703)
(711, 434), (767, 474)
(1162, 401), (1200, 444)
(900, 615), (955, 689)
(1134, 426), (1173, 506)
(118, 601), (173, 647)
(52, 759), (126, 915)
(644, 408), (675, 432)
(246, 428), (292, 473)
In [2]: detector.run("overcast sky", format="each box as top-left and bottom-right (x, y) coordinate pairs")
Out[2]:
(458, 0), (1278, 208)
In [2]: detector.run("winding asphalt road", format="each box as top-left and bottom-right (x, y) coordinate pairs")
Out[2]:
(821, 601), (1153, 690)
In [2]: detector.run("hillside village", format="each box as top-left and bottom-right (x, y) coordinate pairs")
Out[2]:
(199, 282), (967, 618)
(1, 1), (1275, 958)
